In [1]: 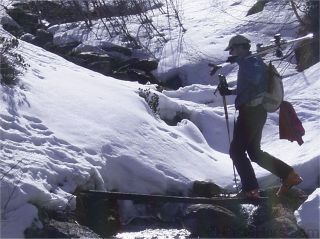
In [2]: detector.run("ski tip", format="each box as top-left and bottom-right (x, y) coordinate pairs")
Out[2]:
(306, 33), (314, 39)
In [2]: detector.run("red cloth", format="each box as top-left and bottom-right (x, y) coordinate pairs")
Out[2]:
(279, 101), (305, 145)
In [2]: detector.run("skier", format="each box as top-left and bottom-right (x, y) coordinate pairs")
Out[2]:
(218, 35), (303, 198)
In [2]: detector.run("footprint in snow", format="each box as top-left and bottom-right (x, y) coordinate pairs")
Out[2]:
(29, 123), (48, 131)
(23, 115), (42, 124)
(0, 114), (16, 123)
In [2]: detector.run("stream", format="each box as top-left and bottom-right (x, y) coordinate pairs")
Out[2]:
(116, 229), (190, 239)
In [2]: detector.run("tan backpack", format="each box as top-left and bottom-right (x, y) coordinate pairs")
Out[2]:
(262, 62), (284, 112)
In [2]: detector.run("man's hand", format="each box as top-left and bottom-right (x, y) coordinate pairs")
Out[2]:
(217, 75), (232, 96)
(218, 83), (232, 96)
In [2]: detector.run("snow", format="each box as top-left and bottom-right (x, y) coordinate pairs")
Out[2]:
(1, 0), (319, 237)
(294, 188), (320, 239)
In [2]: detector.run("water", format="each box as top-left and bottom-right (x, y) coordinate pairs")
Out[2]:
(116, 229), (190, 239)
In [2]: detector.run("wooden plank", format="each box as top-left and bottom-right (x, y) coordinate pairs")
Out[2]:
(81, 190), (269, 206)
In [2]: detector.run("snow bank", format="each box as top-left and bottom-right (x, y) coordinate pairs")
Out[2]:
(294, 188), (320, 238)
(0, 40), (234, 237)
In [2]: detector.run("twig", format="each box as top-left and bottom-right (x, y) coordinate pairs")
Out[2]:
(0, 158), (23, 181)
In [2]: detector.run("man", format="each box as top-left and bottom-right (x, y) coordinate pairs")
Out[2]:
(218, 35), (303, 198)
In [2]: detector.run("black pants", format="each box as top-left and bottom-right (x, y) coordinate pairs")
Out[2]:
(229, 104), (293, 192)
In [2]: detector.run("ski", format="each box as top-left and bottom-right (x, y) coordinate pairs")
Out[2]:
(209, 33), (314, 76)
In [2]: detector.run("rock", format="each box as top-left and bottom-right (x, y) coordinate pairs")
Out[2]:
(25, 219), (102, 238)
(295, 37), (319, 71)
(88, 61), (113, 76)
(114, 69), (159, 84)
(1, 15), (23, 37)
(254, 216), (307, 238)
(101, 44), (132, 57)
(20, 33), (36, 43)
(160, 112), (190, 126)
(182, 204), (247, 237)
(72, 44), (107, 55)
(65, 52), (113, 72)
(10, 1), (85, 26)
(246, 0), (270, 16)
(77, 52), (112, 63)
(33, 29), (53, 47)
(119, 58), (158, 73)
(191, 181), (222, 197)
(76, 193), (121, 237)
(6, 6), (41, 34)
(247, 187), (308, 238)
(263, 186), (308, 210)
(131, 59), (158, 72)
(162, 74), (183, 90)
(45, 41), (81, 56)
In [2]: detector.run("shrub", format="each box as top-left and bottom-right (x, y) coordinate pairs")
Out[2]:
(138, 88), (159, 115)
(0, 37), (28, 85)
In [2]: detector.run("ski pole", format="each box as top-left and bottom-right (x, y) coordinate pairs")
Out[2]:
(216, 74), (231, 142)
(217, 74), (239, 191)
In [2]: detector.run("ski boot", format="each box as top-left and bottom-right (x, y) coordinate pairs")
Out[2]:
(276, 171), (303, 197)
(245, 188), (260, 199)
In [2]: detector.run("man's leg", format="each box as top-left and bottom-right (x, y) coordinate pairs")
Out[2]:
(246, 107), (293, 179)
(229, 107), (259, 192)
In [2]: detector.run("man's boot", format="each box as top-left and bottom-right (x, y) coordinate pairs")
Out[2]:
(276, 171), (303, 197)
(245, 188), (260, 199)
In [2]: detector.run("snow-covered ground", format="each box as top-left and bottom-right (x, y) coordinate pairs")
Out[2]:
(1, 0), (319, 237)
(295, 188), (320, 238)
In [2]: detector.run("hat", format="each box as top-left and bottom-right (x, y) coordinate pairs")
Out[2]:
(224, 35), (251, 51)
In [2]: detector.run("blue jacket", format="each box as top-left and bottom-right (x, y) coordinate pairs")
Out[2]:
(235, 55), (266, 109)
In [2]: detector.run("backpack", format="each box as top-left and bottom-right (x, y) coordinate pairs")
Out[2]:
(262, 62), (284, 112)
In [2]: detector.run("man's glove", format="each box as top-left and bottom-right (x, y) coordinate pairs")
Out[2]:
(226, 56), (238, 63)
(218, 84), (232, 96)
(217, 75), (232, 96)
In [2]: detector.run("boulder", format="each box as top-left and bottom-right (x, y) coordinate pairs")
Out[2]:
(77, 52), (112, 63)
(115, 69), (159, 84)
(254, 214), (307, 238)
(101, 44), (132, 57)
(32, 29), (53, 47)
(25, 219), (102, 238)
(247, 187), (308, 238)
(182, 204), (247, 237)
(72, 44), (107, 55)
(20, 33), (35, 43)
(191, 181), (222, 198)
(6, 6), (41, 34)
(76, 193), (121, 237)
(10, 1), (85, 26)
(1, 15), (23, 37)
(161, 74), (183, 90)
(246, 0), (270, 16)
(45, 41), (81, 56)
(119, 58), (158, 73)
(88, 61), (113, 76)
(263, 186), (308, 210)
(131, 59), (158, 72)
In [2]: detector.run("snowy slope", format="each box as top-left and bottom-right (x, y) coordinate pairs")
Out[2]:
(1, 0), (319, 237)
(0, 37), (234, 238)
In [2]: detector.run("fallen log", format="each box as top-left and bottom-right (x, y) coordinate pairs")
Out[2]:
(80, 190), (269, 206)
